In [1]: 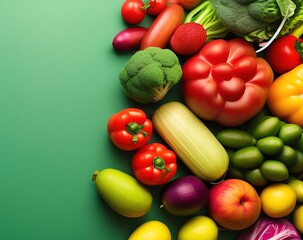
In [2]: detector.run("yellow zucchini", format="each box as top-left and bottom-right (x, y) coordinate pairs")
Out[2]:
(152, 101), (229, 181)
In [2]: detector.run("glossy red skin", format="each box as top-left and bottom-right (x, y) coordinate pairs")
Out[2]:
(169, 0), (201, 10)
(181, 38), (274, 127)
(265, 35), (303, 74)
(107, 108), (153, 151)
(121, 0), (146, 25)
(146, 0), (167, 16)
(112, 27), (148, 52)
(131, 143), (177, 185)
(140, 4), (184, 49)
(160, 175), (209, 216)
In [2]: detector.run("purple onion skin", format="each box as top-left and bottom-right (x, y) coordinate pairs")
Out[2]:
(160, 175), (209, 216)
(112, 27), (148, 52)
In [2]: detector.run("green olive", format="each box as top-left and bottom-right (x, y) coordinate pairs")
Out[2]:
(227, 165), (246, 179)
(251, 116), (281, 139)
(279, 123), (302, 146)
(245, 168), (268, 187)
(231, 146), (264, 169)
(289, 151), (303, 174)
(256, 136), (284, 155)
(296, 134), (303, 152)
(216, 129), (256, 149)
(260, 160), (289, 182)
(276, 145), (297, 167)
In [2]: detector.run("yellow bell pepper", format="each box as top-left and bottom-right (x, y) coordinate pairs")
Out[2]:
(267, 64), (303, 127)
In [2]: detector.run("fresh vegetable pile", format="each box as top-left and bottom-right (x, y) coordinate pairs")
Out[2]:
(93, 0), (303, 239)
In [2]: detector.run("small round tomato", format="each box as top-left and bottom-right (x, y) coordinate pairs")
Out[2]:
(146, 0), (167, 16)
(121, 0), (147, 25)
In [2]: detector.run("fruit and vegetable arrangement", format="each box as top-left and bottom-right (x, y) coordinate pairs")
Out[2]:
(93, 0), (303, 239)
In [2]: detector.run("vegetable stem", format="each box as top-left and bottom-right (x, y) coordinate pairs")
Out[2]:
(153, 157), (170, 172)
(126, 122), (148, 143)
(184, 0), (228, 41)
(291, 23), (303, 38)
(92, 170), (100, 182)
(141, 0), (150, 10)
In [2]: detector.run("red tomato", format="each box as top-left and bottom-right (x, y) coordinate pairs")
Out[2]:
(121, 0), (147, 25)
(265, 35), (303, 74)
(146, 0), (167, 16)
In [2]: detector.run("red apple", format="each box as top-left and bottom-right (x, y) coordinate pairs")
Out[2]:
(208, 178), (261, 230)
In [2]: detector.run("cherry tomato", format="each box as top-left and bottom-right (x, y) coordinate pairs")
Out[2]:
(121, 0), (147, 25)
(146, 0), (167, 16)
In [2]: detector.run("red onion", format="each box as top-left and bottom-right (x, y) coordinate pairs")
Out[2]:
(112, 27), (148, 52)
(160, 175), (209, 216)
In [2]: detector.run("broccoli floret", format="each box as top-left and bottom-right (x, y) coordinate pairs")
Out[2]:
(119, 47), (182, 104)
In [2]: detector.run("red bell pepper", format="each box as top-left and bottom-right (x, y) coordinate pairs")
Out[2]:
(265, 24), (303, 74)
(131, 143), (177, 185)
(107, 108), (153, 151)
(181, 38), (274, 127)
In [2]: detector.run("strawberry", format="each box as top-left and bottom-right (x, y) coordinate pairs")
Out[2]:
(169, 22), (207, 56)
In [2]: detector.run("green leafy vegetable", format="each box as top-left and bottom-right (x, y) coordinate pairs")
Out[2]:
(248, 0), (281, 23)
(186, 0), (303, 42)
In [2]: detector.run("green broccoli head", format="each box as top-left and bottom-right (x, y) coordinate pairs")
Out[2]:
(119, 47), (182, 104)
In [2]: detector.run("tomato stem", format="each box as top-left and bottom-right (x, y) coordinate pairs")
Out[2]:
(126, 122), (148, 143)
(141, 0), (150, 10)
(153, 157), (170, 172)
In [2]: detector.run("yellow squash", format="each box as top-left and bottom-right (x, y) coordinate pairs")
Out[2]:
(152, 101), (229, 181)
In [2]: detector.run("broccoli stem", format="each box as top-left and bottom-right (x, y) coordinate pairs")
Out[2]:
(152, 84), (172, 102)
(184, 0), (228, 41)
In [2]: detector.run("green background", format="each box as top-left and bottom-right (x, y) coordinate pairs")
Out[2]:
(0, 1), (238, 239)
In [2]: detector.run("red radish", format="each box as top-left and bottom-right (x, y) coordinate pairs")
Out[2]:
(169, 22), (207, 56)
(112, 27), (148, 52)
(140, 4), (184, 50)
